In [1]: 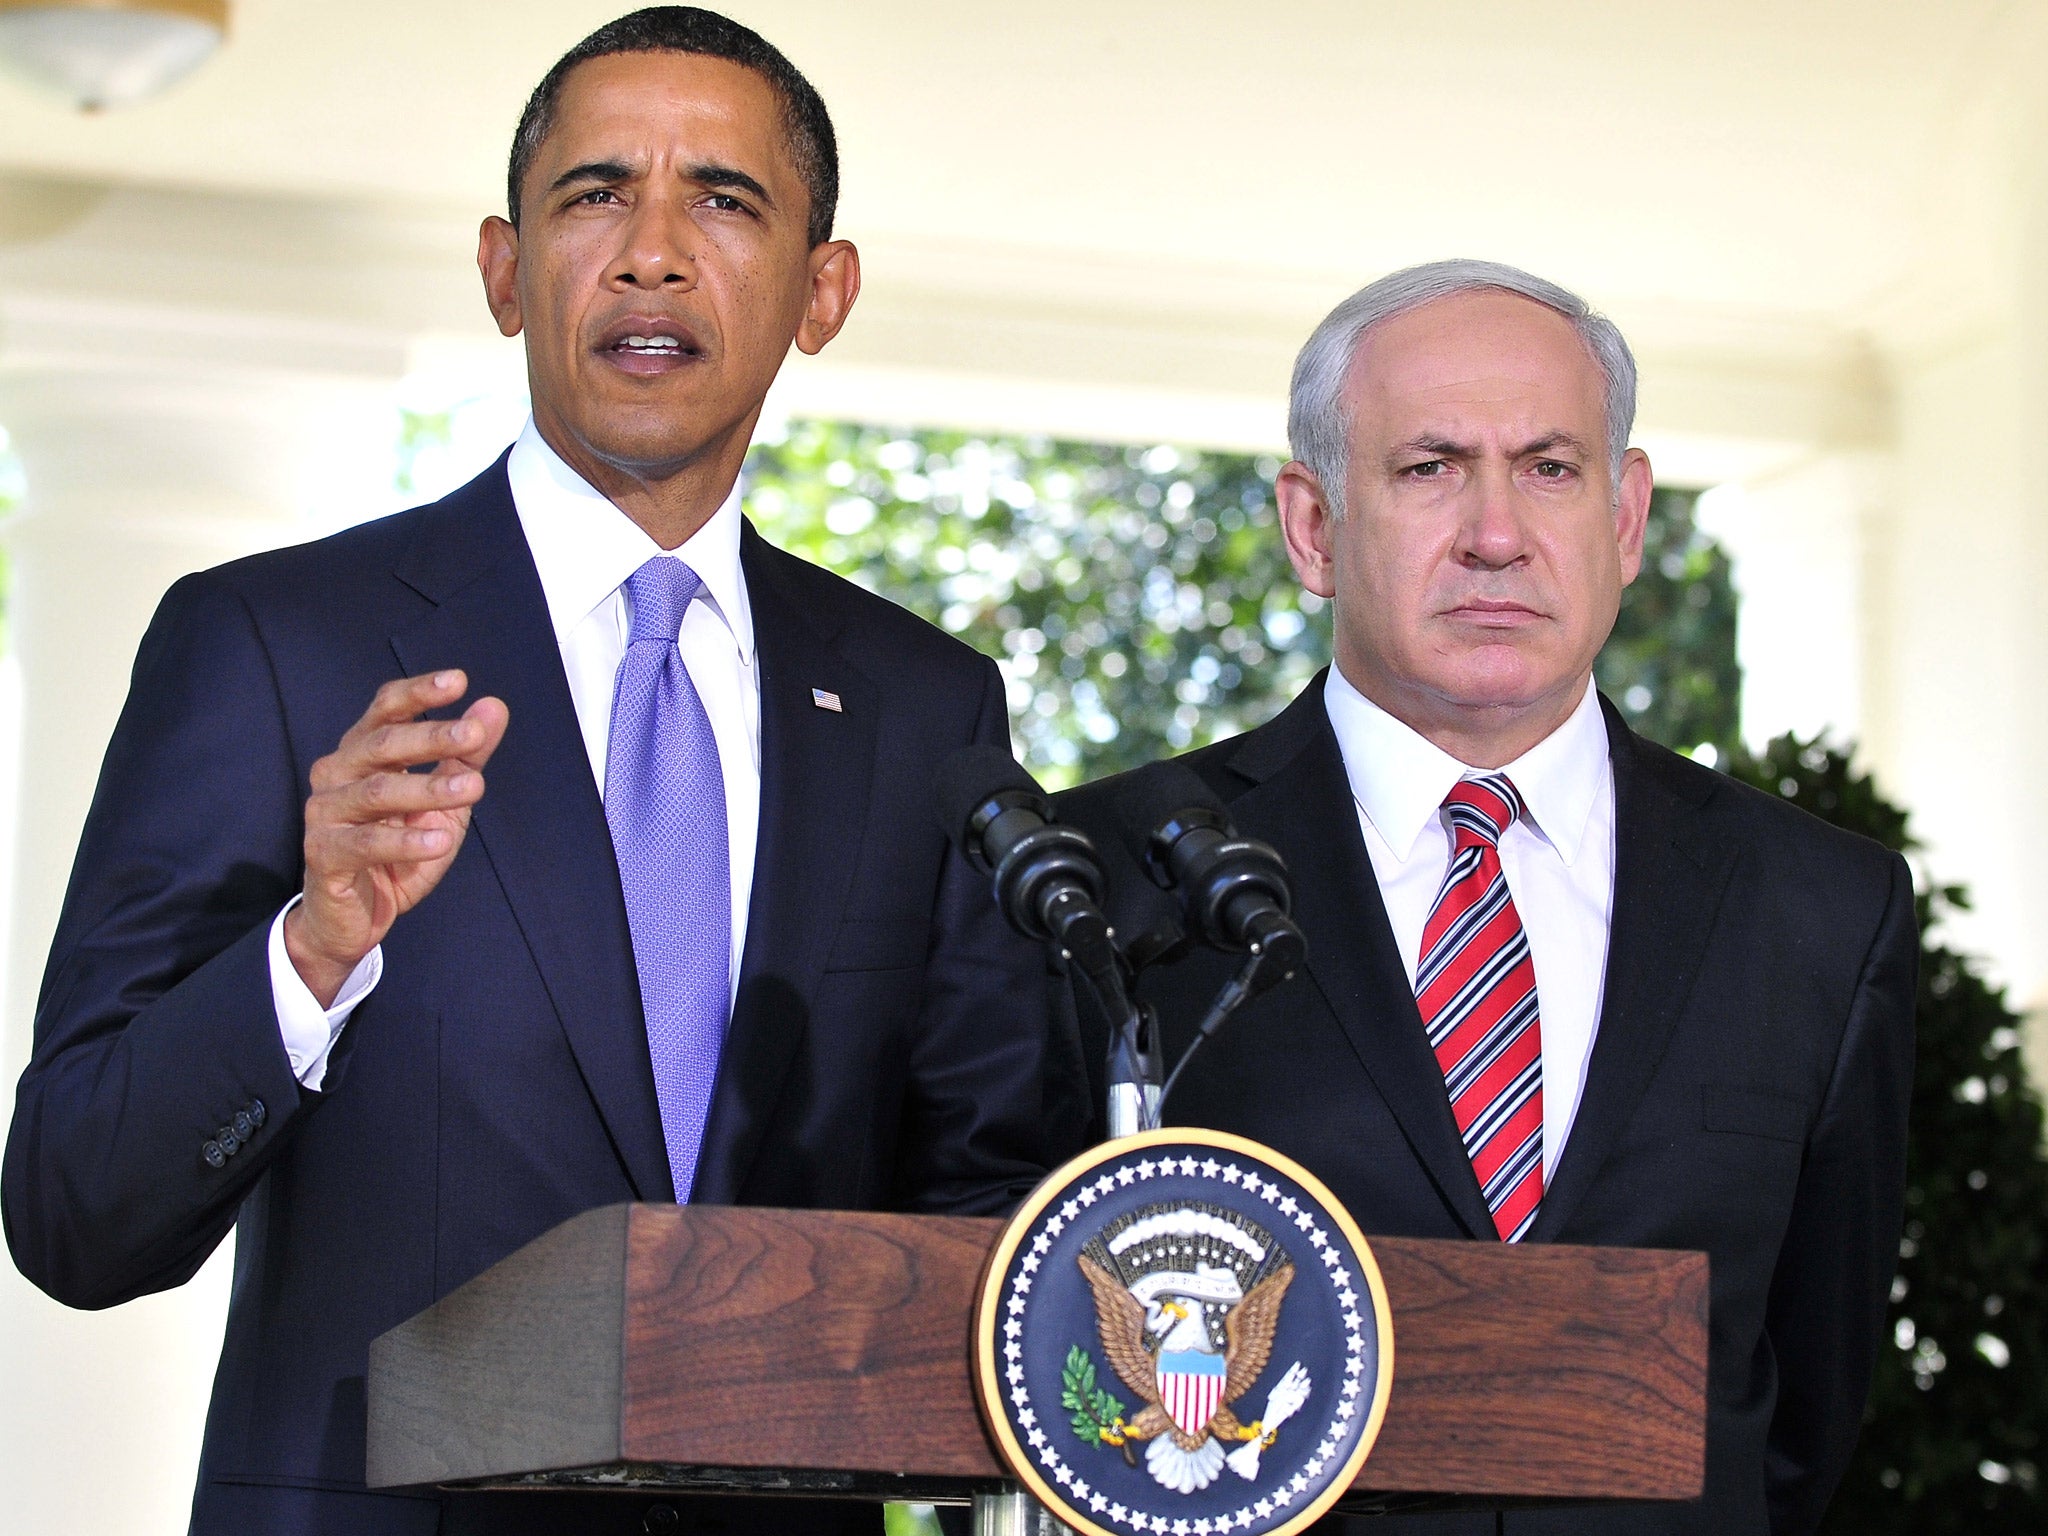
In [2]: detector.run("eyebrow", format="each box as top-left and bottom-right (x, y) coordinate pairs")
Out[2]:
(549, 159), (636, 194)
(685, 162), (776, 208)
(1388, 431), (1594, 462)
(1516, 432), (1594, 459)
(1390, 435), (1476, 463)
(547, 158), (777, 210)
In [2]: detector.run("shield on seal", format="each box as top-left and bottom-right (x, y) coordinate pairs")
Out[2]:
(1156, 1347), (1227, 1437)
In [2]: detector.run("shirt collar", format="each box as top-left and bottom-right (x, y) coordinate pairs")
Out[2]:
(1322, 664), (1609, 865)
(506, 417), (753, 665)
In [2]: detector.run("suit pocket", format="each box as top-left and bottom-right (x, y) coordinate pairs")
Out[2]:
(1702, 1084), (1809, 1143)
(825, 917), (927, 972)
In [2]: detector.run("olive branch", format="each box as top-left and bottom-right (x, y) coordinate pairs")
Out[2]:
(1061, 1344), (1127, 1446)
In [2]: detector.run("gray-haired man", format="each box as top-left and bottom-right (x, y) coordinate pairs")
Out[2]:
(1056, 260), (1915, 1533)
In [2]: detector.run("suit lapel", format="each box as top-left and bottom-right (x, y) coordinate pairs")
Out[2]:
(689, 525), (878, 1205)
(1223, 681), (1496, 1239)
(1528, 700), (1736, 1241)
(388, 459), (674, 1204)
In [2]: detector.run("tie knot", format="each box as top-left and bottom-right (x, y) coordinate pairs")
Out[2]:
(624, 556), (704, 645)
(1442, 774), (1524, 847)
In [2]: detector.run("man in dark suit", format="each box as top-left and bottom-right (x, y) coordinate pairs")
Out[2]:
(1057, 261), (1915, 1535)
(4, 10), (1075, 1534)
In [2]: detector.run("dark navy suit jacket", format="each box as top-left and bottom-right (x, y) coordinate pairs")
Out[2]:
(4, 459), (1080, 1534)
(1055, 676), (1916, 1536)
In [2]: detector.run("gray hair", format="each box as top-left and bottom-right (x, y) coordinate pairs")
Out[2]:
(1287, 259), (1637, 517)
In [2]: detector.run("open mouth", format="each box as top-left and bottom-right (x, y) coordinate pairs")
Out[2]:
(598, 320), (705, 375)
(616, 335), (687, 355)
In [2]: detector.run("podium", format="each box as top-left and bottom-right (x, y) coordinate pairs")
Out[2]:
(367, 1202), (1706, 1518)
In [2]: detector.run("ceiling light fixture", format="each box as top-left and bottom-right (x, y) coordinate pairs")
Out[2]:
(0, 0), (227, 112)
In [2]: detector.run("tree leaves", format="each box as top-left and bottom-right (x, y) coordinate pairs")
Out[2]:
(1595, 487), (1740, 758)
(745, 422), (1323, 789)
(745, 424), (1722, 791)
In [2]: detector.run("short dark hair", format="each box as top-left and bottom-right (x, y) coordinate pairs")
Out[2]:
(507, 7), (839, 249)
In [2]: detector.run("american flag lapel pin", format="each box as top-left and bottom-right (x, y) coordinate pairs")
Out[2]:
(811, 688), (843, 713)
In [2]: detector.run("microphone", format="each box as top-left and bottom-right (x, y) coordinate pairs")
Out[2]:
(1114, 762), (1307, 987)
(934, 746), (1162, 1139)
(932, 745), (1128, 1010)
(1114, 762), (1309, 1125)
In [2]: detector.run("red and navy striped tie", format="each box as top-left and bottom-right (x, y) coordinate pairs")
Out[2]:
(1416, 775), (1544, 1242)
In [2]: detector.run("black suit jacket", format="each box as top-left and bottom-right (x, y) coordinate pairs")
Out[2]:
(1054, 673), (1915, 1536)
(4, 458), (1081, 1535)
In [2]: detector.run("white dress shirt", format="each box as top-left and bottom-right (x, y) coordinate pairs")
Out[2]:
(268, 420), (761, 1088)
(1322, 666), (1616, 1179)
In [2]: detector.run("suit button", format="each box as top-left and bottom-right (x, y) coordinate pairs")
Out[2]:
(233, 1111), (254, 1141)
(202, 1141), (226, 1169)
(643, 1506), (680, 1533)
(217, 1128), (240, 1156)
(248, 1099), (266, 1127)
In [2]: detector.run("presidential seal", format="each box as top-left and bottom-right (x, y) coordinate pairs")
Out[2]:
(975, 1129), (1393, 1536)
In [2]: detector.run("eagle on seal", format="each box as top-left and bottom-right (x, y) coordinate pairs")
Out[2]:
(1078, 1251), (1295, 1492)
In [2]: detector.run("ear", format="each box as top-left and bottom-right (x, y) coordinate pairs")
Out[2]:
(477, 216), (524, 339)
(1276, 461), (1341, 600)
(1612, 447), (1654, 585)
(794, 240), (861, 355)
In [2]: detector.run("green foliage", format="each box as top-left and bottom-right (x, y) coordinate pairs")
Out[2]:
(1061, 1344), (1127, 1446)
(1730, 736), (2048, 1532)
(1596, 486), (1740, 757)
(745, 420), (1720, 789)
(747, 419), (1326, 788)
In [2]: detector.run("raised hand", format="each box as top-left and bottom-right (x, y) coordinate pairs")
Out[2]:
(284, 670), (509, 1005)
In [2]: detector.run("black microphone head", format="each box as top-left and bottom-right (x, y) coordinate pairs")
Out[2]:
(1113, 760), (1231, 888)
(933, 744), (1050, 866)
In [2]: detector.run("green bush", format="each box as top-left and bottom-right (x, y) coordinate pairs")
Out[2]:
(1731, 738), (2047, 1531)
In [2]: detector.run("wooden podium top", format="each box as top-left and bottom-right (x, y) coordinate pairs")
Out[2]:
(369, 1203), (1705, 1511)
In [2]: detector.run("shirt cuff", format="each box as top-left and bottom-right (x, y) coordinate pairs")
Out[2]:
(268, 896), (383, 1091)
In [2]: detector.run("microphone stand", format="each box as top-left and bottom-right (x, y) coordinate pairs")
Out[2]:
(1103, 998), (1164, 1141)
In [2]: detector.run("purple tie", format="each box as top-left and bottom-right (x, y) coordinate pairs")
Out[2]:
(604, 557), (731, 1202)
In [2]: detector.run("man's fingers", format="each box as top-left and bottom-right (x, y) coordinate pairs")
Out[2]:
(447, 696), (511, 771)
(365, 669), (468, 729)
(307, 820), (456, 873)
(310, 768), (482, 828)
(326, 714), (492, 780)
(297, 673), (495, 969)
(311, 672), (475, 790)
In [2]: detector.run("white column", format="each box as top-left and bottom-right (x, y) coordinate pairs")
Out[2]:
(1694, 453), (1881, 755)
(1867, 100), (2048, 1066)
(0, 299), (403, 1536)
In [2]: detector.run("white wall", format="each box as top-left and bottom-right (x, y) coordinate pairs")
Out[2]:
(0, 308), (405, 1536)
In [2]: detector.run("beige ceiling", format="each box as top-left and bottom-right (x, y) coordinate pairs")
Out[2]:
(1, 0), (2043, 450)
